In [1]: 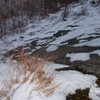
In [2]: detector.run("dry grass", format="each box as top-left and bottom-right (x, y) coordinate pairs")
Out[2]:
(0, 49), (61, 99)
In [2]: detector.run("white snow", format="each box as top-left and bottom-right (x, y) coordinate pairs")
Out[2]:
(66, 50), (100, 62)
(75, 38), (100, 47)
(46, 45), (58, 52)
(0, 63), (8, 90)
(89, 87), (100, 100)
(66, 53), (90, 62)
(0, 62), (98, 100)
(0, 59), (100, 100)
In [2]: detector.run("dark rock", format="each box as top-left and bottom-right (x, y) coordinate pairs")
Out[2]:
(96, 78), (100, 87)
(90, 54), (99, 59)
(20, 36), (24, 39)
(66, 88), (91, 100)
(53, 30), (70, 38)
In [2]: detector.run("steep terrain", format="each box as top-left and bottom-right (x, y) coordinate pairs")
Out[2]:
(0, 0), (100, 100)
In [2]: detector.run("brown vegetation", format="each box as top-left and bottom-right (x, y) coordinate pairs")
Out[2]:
(0, 49), (61, 99)
(0, 0), (80, 36)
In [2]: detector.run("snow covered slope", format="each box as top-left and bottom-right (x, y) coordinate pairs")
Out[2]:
(0, 0), (100, 100)
(0, 62), (99, 100)
(0, 0), (100, 62)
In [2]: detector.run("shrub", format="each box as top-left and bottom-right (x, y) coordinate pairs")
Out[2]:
(0, 49), (61, 99)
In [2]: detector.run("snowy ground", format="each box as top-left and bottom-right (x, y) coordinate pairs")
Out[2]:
(0, 0), (100, 100)
(0, 62), (100, 100)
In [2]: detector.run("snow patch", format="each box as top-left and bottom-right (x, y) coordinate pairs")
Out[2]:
(66, 53), (90, 62)
(89, 87), (100, 100)
(46, 45), (58, 52)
